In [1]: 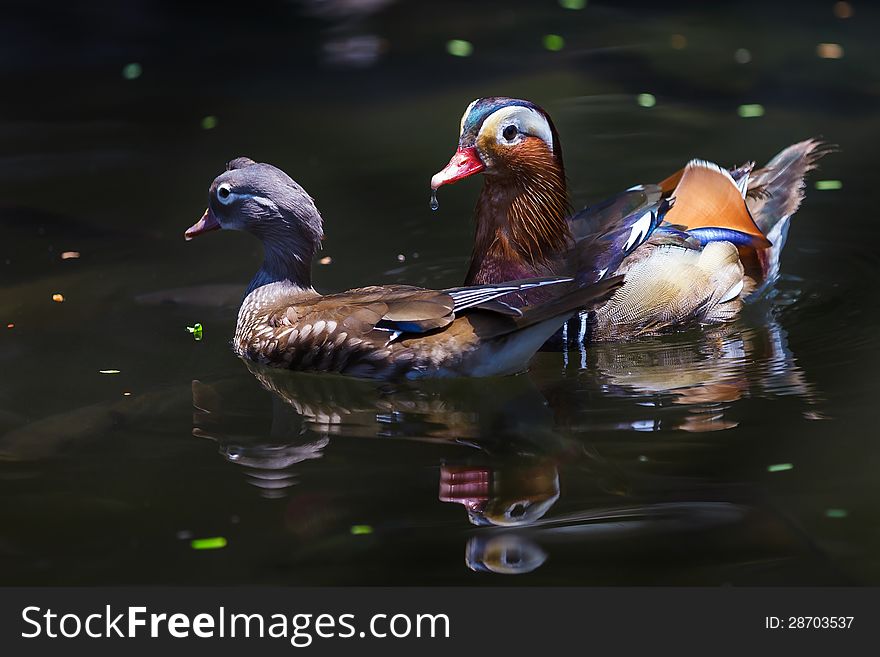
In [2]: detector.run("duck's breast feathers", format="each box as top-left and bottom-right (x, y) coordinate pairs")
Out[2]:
(663, 159), (772, 249)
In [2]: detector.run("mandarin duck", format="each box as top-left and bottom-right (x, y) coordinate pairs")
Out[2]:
(431, 97), (832, 342)
(184, 157), (622, 380)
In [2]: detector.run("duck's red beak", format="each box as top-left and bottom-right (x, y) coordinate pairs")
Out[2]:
(184, 207), (221, 241)
(431, 147), (485, 189)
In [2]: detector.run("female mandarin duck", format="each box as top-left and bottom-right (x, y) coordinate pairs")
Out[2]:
(184, 157), (621, 380)
(431, 97), (831, 341)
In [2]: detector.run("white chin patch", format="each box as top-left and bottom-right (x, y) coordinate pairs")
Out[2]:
(478, 105), (554, 151)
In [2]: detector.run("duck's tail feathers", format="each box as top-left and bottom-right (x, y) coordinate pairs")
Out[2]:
(591, 242), (748, 339)
(747, 139), (835, 235)
(745, 139), (835, 294)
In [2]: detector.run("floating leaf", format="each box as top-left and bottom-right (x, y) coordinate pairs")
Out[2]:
(734, 48), (751, 64)
(738, 104), (765, 118)
(350, 525), (373, 535)
(122, 63), (142, 80)
(559, 0), (586, 9)
(543, 34), (565, 51)
(446, 40), (473, 57)
(817, 43), (844, 59)
(767, 463), (793, 473)
(825, 508), (848, 519)
(815, 180), (842, 191)
(833, 1), (853, 19)
(186, 323), (204, 341)
(201, 115), (218, 130)
(190, 536), (227, 550)
(637, 93), (656, 108)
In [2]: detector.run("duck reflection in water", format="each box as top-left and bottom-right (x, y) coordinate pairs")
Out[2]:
(540, 300), (823, 433)
(439, 461), (560, 575)
(190, 364), (597, 499)
(186, 303), (829, 578)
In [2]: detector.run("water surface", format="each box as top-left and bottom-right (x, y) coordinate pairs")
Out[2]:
(1, 0), (878, 585)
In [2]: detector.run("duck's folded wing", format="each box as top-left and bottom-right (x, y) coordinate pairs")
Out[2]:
(660, 159), (771, 249)
(443, 277), (572, 313)
(564, 185), (669, 286)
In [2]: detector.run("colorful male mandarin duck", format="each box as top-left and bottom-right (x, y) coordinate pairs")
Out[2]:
(431, 97), (831, 341)
(184, 157), (622, 380)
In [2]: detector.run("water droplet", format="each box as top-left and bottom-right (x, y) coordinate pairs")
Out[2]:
(430, 188), (439, 211)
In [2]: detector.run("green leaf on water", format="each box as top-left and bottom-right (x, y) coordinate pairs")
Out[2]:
(446, 40), (473, 57)
(738, 104), (765, 118)
(186, 323), (204, 341)
(815, 180), (842, 190)
(825, 508), (848, 519)
(637, 93), (656, 108)
(767, 463), (793, 473)
(122, 63), (142, 80)
(190, 537), (227, 550)
(543, 34), (565, 51)
(350, 525), (373, 535)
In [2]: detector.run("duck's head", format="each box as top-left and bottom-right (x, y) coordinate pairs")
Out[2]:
(185, 158), (324, 290)
(431, 97), (563, 190)
(185, 157), (324, 246)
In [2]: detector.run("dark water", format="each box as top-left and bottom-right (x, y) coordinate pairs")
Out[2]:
(2, 0), (879, 585)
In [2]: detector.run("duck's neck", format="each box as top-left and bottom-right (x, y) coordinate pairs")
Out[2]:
(466, 163), (571, 285)
(245, 227), (317, 297)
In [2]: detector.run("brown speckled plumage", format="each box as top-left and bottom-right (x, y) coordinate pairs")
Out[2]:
(187, 158), (622, 380)
(231, 278), (621, 379)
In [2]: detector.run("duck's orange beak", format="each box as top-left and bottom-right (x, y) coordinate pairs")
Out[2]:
(431, 147), (485, 189)
(185, 207), (221, 241)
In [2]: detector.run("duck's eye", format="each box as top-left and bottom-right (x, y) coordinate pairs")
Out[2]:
(502, 125), (518, 142)
(217, 184), (233, 205)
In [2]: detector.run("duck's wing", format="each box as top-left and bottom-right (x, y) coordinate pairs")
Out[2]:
(661, 159), (771, 249)
(265, 278), (577, 349)
(564, 185), (670, 286)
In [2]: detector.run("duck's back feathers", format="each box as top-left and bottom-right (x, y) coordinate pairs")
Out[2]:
(564, 185), (669, 286)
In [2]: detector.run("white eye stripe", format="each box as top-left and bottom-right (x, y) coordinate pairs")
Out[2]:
(477, 106), (553, 151)
(217, 185), (266, 207)
(459, 99), (479, 137)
